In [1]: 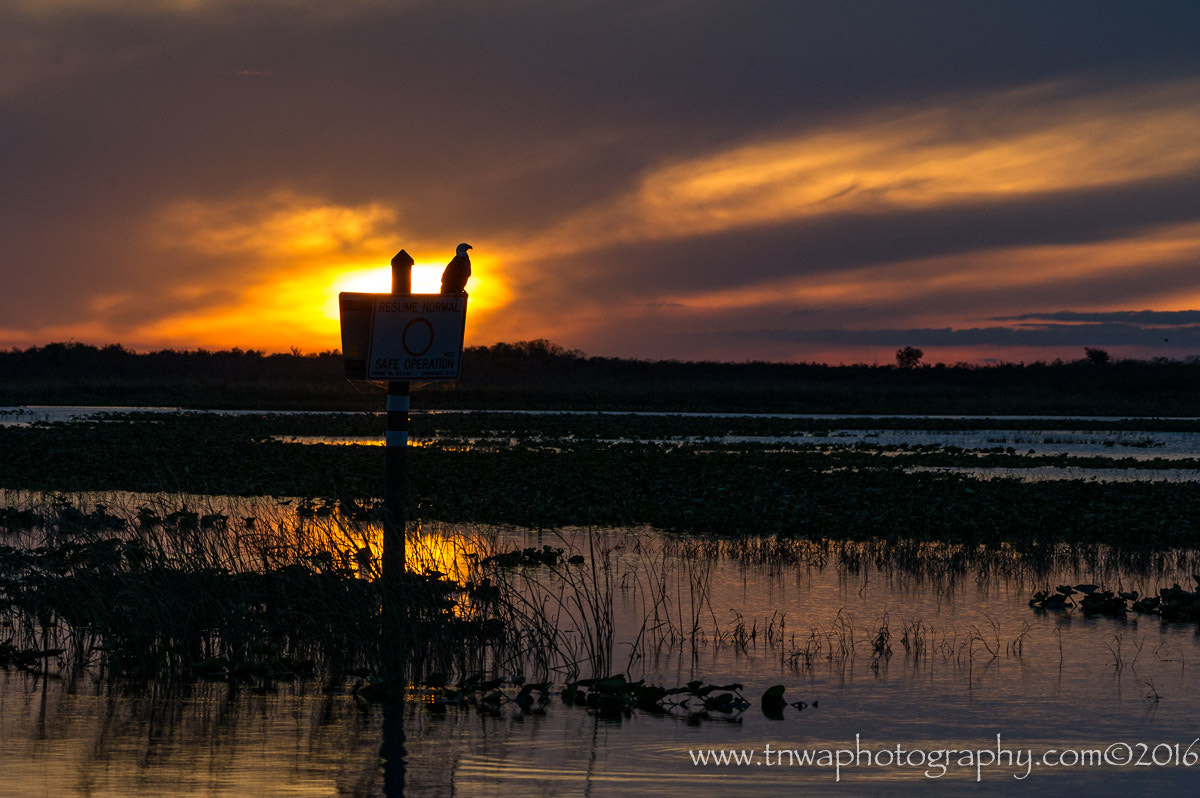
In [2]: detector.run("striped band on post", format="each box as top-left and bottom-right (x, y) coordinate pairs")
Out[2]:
(386, 381), (409, 448)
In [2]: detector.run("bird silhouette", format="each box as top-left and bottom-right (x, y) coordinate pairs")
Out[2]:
(440, 243), (472, 293)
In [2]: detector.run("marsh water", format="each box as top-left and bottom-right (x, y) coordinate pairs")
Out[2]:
(4, 409), (1200, 795)
(4, 510), (1200, 796)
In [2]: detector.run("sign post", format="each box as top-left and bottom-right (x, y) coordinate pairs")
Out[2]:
(383, 250), (414, 589)
(338, 248), (469, 679)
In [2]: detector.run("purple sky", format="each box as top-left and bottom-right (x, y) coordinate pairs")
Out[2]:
(3, 1), (1200, 363)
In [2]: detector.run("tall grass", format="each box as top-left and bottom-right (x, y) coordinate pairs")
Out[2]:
(0, 492), (505, 683)
(6, 490), (1195, 690)
(0, 495), (717, 685)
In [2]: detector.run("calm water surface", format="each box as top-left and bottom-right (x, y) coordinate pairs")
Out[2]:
(3, 516), (1200, 796)
(4, 410), (1200, 794)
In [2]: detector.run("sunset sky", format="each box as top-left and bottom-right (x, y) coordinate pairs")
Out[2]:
(3, 1), (1199, 364)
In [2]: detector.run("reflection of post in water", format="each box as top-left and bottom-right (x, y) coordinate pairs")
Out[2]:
(380, 698), (407, 797)
(380, 251), (411, 796)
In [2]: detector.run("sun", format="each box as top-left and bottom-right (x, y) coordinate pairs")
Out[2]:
(306, 251), (510, 355)
(409, 264), (445, 294)
(323, 263), (446, 319)
(330, 263), (443, 296)
(326, 253), (508, 311)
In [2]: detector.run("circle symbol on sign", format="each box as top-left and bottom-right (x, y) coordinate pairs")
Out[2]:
(402, 318), (434, 357)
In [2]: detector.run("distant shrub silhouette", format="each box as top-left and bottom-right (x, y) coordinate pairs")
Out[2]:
(469, 339), (585, 362)
(1084, 347), (1110, 365)
(895, 346), (924, 368)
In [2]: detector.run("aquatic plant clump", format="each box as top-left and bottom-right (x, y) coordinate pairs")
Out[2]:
(1029, 577), (1200, 623)
(362, 672), (818, 725)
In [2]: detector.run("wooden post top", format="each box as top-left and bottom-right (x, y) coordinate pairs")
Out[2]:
(391, 250), (414, 294)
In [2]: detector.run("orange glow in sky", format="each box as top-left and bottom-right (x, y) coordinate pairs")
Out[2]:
(323, 258), (510, 339)
(4, 9), (1199, 368)
(88, 192), (513, 353)
(137, 256), (510, 353)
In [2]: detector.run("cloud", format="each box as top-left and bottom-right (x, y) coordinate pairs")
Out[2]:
(526, 78), (1200, 258)
(515, 218), (1200, 320)
(715, 322), (1200, 349)
(4, 190), (515, 352)
(2, 1), (1200, 361)
(990, 310), (1200, 325)
(156, 191), (399, 258)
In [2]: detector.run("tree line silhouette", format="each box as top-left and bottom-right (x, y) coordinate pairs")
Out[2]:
(2, 340), (1199, 414)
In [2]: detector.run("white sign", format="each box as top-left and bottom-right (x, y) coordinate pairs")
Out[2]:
(367, 294), (467, 380)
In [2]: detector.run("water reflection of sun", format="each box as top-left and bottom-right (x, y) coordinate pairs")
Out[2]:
(408, 529), (483, 581)
(356, 525), (483, 582)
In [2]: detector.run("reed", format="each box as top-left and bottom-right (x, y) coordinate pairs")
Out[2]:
(0, 494), (533, 683)
(6, 487), (1196, 696)
(1, 496), (752, 687)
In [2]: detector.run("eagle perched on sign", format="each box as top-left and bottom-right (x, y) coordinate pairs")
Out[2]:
(440, 243), (472, 293)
